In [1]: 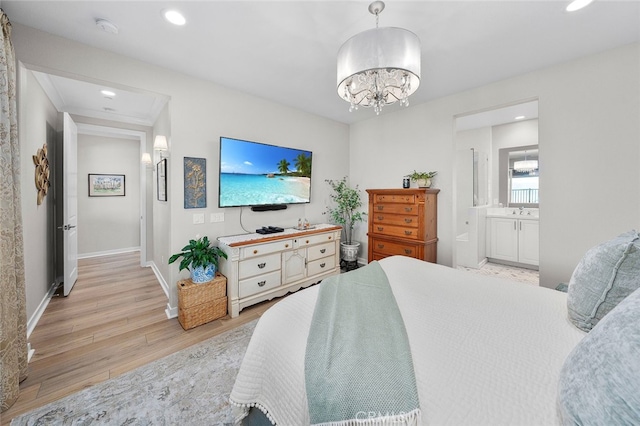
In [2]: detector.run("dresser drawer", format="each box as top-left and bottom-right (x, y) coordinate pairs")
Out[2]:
(374, 194), (416, 204)
(371, 224), (420, 240)
(371, 238), (420, 258)
(372, 203), (418, 215)
(241, 239), (293, 259)
(295, 232), (337, 248)
(239, 252), (281, 279)
(372, 213), (418, 228)
(307, 241), (336, 261)
(307, 256), (336, 277)
(239, 270), (281, 298)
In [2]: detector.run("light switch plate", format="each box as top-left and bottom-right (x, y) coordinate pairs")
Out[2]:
(193, 213), (205, 224)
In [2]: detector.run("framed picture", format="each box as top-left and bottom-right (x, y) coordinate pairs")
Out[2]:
(157, 159), (167, 201)
(184, 157), (206, 209)
(88, 173), (125, 197)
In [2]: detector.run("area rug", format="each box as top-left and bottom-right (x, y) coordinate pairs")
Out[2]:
(10, 320), (258, 425)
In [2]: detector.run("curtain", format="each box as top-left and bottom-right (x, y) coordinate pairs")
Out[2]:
(0, 9), (27, 413)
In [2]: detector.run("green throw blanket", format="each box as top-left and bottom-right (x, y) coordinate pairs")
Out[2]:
(304, 261), (421, 425)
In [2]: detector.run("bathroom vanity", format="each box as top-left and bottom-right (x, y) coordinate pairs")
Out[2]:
(486, 208), (539, 267)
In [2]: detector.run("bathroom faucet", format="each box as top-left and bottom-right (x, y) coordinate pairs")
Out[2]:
(519, 207), (524, 215)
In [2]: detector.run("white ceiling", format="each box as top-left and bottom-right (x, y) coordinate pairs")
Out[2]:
(3, 1), (639, 126)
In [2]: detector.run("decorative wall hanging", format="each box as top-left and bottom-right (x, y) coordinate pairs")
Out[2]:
(88, 174), (125, 197)
(184, 157), (206, 209)
(32, 144), (50, 205)
(157, 158), (167, 201)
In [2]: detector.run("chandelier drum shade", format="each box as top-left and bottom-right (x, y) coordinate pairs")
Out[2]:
(337, 1), (421, 115)
(513, 160), (538, 173)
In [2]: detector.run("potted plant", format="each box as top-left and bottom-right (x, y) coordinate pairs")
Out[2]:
(168, 235), (228, 283)
(324, 177), (367, 262)
(408, 170), (437, 188)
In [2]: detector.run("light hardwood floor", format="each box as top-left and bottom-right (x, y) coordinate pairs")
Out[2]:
(1, 252), (277, 425)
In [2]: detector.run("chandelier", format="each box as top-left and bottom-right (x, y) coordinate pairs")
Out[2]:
(514, 151), (538, 173)
(337, 1), (421, 115)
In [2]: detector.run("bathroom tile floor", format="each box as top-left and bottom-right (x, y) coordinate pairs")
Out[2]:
(457, 262), (539, 286)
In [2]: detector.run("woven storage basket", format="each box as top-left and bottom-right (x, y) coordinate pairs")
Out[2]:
(178, 273), (226, 307)
(179, 296), (227, 330)
(177, 273), (227, 329)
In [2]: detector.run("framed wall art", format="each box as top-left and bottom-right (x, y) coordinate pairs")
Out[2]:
(184, 157), (206, 209)
(157, 158), (167, 201)
(88, 173), (125, 197)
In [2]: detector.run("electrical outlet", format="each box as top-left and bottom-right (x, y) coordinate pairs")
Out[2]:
(193, 213), (205, 224)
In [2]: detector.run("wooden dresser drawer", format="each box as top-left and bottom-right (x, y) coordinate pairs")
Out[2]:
(307, 256), (336, 276)
(239, 270), (281, 298)
(372, 213), (418, 228)
(307, 241), (336, 261)
(239, 252), (280, 279)
(371, 238), (419, 258)
(372, 203), (418, 215)
(371, 223), (420, 240)
(374, 194), (416, 204)
(241, 239), (293, 259)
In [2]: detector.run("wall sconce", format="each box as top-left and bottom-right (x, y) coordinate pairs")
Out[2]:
(154, 135), (169, 159)
(141, 152), (152, 165)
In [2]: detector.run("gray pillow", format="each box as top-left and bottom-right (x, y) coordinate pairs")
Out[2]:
(557, 286), (640, 424)
(567, 230), (640, 331)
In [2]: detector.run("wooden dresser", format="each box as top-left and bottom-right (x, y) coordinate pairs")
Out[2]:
(367, 188), (439, 263)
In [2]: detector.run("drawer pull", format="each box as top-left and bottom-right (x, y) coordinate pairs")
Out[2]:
(378, 244), (384, 249)
(320, 248), (326, 254)
(404, 249), (413, 254)
(320, 263), (326, 268)
(377, 226), (384, 231)
(253, 249), (258, 254)
(404, 230), (413, 235)
(378, 215), (384, 220)
(328, 236), (332, 240)
(258, 262), (266, 269)
(405, 207), (413, 212)
(377, 206), (384, 211)
(285, 244), (289, 248)
(404, 218), (413, 223)
(306, 240), (310, 244)
(258, 280), (266, 287)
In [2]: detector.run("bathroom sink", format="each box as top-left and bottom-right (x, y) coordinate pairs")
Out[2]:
(486, 207), (539, 219)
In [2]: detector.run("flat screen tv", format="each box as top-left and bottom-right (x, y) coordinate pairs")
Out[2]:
(218, 137), (312, 208)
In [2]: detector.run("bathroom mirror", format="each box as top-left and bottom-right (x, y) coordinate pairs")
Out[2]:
(499, 146), (539, 207)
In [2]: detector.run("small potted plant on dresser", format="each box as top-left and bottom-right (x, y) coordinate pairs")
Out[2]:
(408, 170), (437, 188)
(325, 177), (367, 265)
(169, 235), (228, 283)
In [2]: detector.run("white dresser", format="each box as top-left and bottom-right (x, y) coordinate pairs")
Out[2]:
(217, 224), (342, 317)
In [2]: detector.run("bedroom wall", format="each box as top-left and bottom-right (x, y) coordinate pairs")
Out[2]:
(76, 134), (140, 256)
(18, 65), (59, 324)
(350, 43), (640, 289)
(11, 23), (350, 314)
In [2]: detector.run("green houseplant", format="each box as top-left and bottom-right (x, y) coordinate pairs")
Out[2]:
(324, 177), (367, 262)
(408, 170), (437, 188)
(168, 235), (228, 283)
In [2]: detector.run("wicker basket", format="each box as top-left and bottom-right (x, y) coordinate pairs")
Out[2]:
(178, 296), (227, 330)
(177, 273), (227, 330)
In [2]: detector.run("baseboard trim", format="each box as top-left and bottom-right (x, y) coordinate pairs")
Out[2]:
(146, 261), (176, 318)
(27, 280), (58, 339)
(78, 247), (140, 259)
(165, 303), (178, 319)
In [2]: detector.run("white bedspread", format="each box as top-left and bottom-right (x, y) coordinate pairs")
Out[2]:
(230, 256), (586, 425)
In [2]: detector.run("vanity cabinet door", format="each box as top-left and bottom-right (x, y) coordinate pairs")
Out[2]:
(489, 218), (519, 262)
(518, 220), (539, 266)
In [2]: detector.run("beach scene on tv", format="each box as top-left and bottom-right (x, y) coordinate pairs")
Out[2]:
(219, 138), (312, 207)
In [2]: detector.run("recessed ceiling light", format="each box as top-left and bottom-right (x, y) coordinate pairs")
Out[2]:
(566, 0), (594, 12)
(515, 115), (525, 120)
(163, 9), (186, 26)
(101, 89), (116, 97)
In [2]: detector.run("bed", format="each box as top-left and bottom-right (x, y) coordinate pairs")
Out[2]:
(229, 248), (640, 425)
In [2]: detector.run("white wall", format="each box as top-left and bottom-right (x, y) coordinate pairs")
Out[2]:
(152, 103), (171, 293)
(350, 43), (640, 288)
(18, 66), (58, 321)
(12, 23), (350, 313)
(77, 134), (140, 256)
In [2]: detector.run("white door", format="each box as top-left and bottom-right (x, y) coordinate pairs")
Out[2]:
(63, 113), (78, 296)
